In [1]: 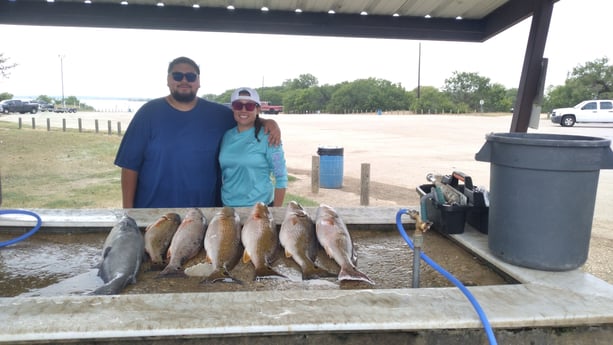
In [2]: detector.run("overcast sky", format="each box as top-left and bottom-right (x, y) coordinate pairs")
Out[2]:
(1, 0), (612, 100)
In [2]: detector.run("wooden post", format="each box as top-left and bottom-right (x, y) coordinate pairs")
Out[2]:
(78, 118), (82, 132)
(107, 120), (112, 135)
(95, 119), (99, 133)
(46, 118), (51, 131)
(117, 122), (122, 136)
(311, 155), (320, 194)
(62, 118), (66, 132)
(31, 117), (36, 130)
(361, 163), (370, 206)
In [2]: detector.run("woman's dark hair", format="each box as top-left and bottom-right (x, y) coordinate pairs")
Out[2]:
(254, 114), (262, 142)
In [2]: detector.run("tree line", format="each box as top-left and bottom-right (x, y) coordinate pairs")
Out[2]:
(2, 52), (612, 114)
(205, 57), (613, 114)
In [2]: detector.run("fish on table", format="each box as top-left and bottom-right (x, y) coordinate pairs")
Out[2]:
(93, 214), (145, 295)
(315, 204), (375, 285)
(241, 202), (285, 279)
(159, 208), (207, 277)
(144, 212), (181, 269)
(201, 206), (243, 284)
(279, 201), (335, 280)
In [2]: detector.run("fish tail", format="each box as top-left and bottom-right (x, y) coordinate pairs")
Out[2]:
(254, 266), (286, 280)
(91, 277), (125, 295)
(338, 265), (375, 285)
(157, 264), (186, 278)
(302, 264), (336, 280)
(200, 268), (243, 284)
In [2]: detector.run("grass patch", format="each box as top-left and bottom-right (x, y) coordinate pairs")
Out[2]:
(0, 122), (317, 208)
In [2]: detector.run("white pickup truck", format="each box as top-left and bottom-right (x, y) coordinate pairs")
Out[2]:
(550, 99), (613, 127)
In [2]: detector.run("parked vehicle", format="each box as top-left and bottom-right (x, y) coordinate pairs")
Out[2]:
(29, 101), (54, 112)
(550, 100), (613, 127)
(0, 100), (39, 114)
(52, 105), (78, 113)
(260, 101), (283, 115)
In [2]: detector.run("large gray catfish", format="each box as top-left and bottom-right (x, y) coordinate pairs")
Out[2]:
(315, 204), (374, 285)
(93, 215), (144, 295)
(159, 208), (206, 277)
(279, 201), (334, 280)
(241, 202), (285, 279)
(201, 207), (243, 284)
(144, 212), (181, 268)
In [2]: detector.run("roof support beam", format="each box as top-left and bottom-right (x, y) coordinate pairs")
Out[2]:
(510, 0), (554, 132)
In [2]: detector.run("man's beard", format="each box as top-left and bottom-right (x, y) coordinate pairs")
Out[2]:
(171, 90), (197, 103)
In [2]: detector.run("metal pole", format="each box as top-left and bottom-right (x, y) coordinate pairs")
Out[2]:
(59, 54), (65, 108)
(417, 42), (421, 99)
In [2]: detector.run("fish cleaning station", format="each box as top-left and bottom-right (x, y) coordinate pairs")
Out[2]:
(1, 0), (613, 344)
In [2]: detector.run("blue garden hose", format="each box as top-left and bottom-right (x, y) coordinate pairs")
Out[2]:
(0, 209), (43, 248)
(396, 208), (498, 345)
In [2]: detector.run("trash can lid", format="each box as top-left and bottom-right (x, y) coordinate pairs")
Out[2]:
(317, 146), (344, 156)
(485, 132), (611, 148)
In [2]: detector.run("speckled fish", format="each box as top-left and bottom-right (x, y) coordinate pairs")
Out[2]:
(159, 208), (206, 277)
(93, 214), (144, 295)
(315, 204), (374, 285)
(144, 212), (181, 268)
(279, 201), (334, 280)
(241, 202), (285, 279)
(201, 206), (243, 284)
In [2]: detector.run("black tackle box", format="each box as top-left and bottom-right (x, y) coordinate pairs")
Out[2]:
(415, 171), (489, 235)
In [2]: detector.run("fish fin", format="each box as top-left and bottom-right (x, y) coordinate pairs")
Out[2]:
(205, 254), (213, 264)
(338, 265), (375, 285)
(284, 248), (293, 258)
(200, 269), (243, 285)
(102, 246), (112, 259)
(254, 266), (287, 280)
(242, 250), (251, 264)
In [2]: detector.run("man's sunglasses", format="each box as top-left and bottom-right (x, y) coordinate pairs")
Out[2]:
(171, 72), (198, 82)
(231, 101), (257, 111)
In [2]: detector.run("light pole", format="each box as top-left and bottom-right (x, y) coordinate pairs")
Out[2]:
(58, 54), (65, 108)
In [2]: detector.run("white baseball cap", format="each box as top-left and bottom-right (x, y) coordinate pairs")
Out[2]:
(230, 87), (261, 105)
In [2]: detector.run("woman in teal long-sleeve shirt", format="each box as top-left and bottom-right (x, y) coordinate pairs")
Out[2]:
(219, 87), (287, 207)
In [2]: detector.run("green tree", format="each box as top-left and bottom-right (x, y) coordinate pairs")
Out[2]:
(543, 57), (613, 112)
(0, 53), (17, 79)
(283, 86), (331, 113)
(282, 74), (319, 90)
(326, 78), (410, 113)
(442, 71), (491, 111)
(568, 57), (613, 99)
(0, 92), (13, 101)
(34, 95), (54, 104)
(411, 86), (457, 113)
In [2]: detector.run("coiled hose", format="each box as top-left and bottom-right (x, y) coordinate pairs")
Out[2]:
(0, 209), (43, 248)
(395, 208), (498, 345)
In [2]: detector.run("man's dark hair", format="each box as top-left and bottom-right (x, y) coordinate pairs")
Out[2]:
(168, 56), (200, 75)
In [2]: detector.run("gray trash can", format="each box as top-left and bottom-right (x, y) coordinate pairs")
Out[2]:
(475, 133), (613, 271)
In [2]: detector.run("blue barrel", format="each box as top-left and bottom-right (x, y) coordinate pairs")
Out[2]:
(318, 146), (344, 189)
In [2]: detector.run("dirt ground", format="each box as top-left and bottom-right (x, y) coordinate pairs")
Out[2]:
(1, 112), (611, 285)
